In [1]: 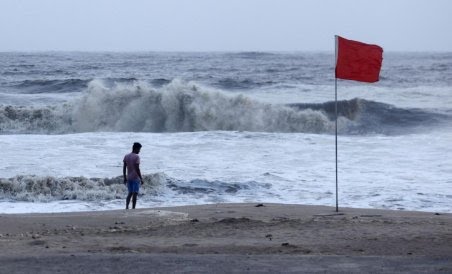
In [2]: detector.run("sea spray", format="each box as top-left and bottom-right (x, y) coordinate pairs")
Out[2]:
(72, 79), (335, 133)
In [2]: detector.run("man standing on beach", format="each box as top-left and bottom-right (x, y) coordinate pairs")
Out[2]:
(123, 142), (143, 209)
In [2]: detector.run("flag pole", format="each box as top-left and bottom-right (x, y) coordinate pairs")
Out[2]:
(335, 78), (338, 212)
(334, 35), (383, 213)
(334, 35), (339, 212)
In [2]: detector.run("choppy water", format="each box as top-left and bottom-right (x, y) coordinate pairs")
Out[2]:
(0, 52), (451, 213)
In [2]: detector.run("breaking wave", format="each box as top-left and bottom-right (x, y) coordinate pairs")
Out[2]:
(0, 79), (334, 134)
(0, 173), (271, 202)
(0, 79), (448, 135)
(214, 78), (276, 90)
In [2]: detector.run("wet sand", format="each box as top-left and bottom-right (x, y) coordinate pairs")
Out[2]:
(1, 203), (451, 273)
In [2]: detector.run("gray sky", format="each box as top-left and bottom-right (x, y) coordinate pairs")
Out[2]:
(1, 0), (451, 52)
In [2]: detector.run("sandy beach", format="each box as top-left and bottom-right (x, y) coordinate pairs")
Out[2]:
(1, 203), (452, 273)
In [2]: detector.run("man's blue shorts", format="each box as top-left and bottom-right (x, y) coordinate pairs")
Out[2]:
(127, 180), (140, 193)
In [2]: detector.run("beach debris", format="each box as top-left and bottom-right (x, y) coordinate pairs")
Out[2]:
(255, 203), (265, 207)
(109, 226), (121, 231)
(281, 242), (290, 246)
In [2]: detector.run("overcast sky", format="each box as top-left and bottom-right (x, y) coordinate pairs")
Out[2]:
(1, 0), (451, 52)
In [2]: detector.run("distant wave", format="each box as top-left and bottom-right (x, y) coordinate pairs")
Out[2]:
(224, 52), (277, 59)
(71, 79), (335, 133)
(0, 105), (73, 134)
(9, 77), (143, 94)
(150, 78), (172, 87)
(0, 173), (270, 202)
(12, 79), (90, 94)
(0, 79), (334, 134)
(0, 79), (448, 135)
(6, 77), (177, 94)
(214, 78), (276, 90)
(289, 99), (450, 135)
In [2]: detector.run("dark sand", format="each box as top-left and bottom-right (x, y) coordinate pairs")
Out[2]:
(1, 203), (451, 273)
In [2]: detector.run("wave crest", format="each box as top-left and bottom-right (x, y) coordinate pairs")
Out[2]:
(1, 79), (447, 135)
(0, 174), (166, 202)
(0, 174), (271, 203)
(70, 79), (334, 133)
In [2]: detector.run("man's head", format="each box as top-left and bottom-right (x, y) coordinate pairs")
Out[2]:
(132, 142), (142, 153)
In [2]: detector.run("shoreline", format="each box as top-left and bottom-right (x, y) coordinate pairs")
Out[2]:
(1, 203), (452, 272)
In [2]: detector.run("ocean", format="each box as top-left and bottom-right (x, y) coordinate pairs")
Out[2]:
(0, 51), (451, 213)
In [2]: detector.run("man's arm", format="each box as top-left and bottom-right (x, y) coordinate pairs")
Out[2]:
(135, 163), (143, 185)
(123, 161), (127, 184)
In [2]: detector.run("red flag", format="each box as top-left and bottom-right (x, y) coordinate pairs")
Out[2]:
(335, 36), (383, 83)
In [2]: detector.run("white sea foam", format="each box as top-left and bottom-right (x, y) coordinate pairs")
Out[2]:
(71, 79), (335, 133)
(1, 130), (451, 213)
